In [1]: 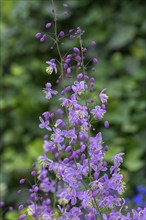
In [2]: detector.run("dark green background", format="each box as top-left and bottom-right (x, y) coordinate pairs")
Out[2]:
(1, 0), (146, 218)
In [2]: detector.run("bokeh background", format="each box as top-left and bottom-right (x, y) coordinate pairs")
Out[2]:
(1, 0), (146, 218)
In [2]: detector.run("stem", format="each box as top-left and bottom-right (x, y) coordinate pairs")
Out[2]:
(52, 0), (64, 76)
(79, 35), (88, 106)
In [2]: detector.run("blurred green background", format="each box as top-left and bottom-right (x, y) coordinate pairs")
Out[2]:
(1, 0), (146, 217)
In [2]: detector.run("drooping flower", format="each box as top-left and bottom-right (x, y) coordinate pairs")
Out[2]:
(99, 89), (108, 103)
(46, 59), (57, 74)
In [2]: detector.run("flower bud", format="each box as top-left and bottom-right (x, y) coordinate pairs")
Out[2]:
(77, 73), (83, 79)
(17, 190), (21, 194)
(59, 31), (65, 37)
(31, 171), (36, 176)
(9, 206), (13, 211)
(64, 12), (68, 15)
(73, 47), (80, 53)
(67, 67), (71, 74)
(65, 146), (71, 153)
(19, 214), (26, 220)
(104, 121), (109, 128)
(35, 32), (41, 38)
(45, 23), (52, 28)
(93, 58), (98, 64)
(104, 145), (108, 151)
(19, 179), (25, 184)
(63, 4), (68, 8)
(70, 35), (75, 39)
(18, 204), (24, 211)
(91, 41), (96, 46)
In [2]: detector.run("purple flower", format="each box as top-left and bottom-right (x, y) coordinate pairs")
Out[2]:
(46, 59), (57, 74)
(72, 81), (87, 94)
(55, 119), (64, 128)
(89, 132), (103, 151)
(69, 105), (89, 129)
(91, 105), (106, 119)
(62, 128), (77, 144)
(79, 130), (88, 140)
(65, 188), (77, 205)
(40, 179), (55, 193)
(43, 82), (58, 99)
(39, 116), (52, 130)
(78, 190), (92, 209)
(110, 153), (125, 174)
(42, 111), (54, 120)
(62, 167), (82, 188)
(52, 128), (64, 144)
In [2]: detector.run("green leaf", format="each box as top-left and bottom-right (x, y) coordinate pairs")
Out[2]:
(108, 25), (136, 49)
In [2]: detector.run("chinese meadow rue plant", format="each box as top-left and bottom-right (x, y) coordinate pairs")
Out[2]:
(5, 1), (146, 220)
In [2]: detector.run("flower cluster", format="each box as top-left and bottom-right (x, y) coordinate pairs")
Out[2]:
(4, 1), (145, 220)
